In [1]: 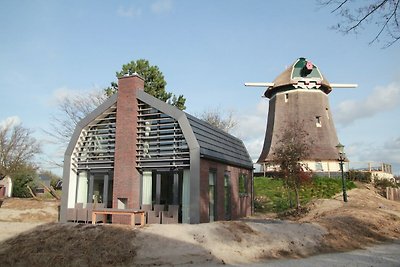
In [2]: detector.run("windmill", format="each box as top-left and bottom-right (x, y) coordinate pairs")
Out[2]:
(246, 57), (357, 174)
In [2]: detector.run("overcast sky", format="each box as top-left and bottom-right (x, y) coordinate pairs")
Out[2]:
(1, 0), (400, 175)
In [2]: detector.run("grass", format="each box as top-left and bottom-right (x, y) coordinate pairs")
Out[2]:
(254, 176), (356, 213)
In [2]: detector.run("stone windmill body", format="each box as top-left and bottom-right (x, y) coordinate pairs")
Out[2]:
(246, 58), (356, 175)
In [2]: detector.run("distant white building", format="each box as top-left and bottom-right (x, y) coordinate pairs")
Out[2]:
(0, 176), (13, 198)
(349, 162), (394, 182)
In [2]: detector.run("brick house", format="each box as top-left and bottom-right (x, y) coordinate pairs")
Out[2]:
(59, 74), (253, 224)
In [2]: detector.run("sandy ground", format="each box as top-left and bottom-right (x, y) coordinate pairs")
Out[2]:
(0, 183), (399, 266)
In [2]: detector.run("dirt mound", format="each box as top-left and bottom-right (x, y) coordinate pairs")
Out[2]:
(134, 220), (327, 265)
(0, 198), (59, 223)
(1, 198), (59, 210)
(0, 223), (137, 267)
(299, 183), (400, 252)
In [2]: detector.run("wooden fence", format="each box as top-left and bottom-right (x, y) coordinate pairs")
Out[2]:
(386, 187), (400, 201)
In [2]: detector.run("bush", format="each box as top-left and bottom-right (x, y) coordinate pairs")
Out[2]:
(11, 165), (39, 198)
(373, 178), (398, 197)
(347, 170), (372, 183)
(374, 178), (398, 189)
(253, 196), (269, 212)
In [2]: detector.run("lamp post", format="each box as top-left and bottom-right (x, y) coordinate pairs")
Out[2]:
(336, 143), (348, 202)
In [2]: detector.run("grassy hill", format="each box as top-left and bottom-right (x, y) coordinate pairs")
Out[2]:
(254, 176), (356, 213)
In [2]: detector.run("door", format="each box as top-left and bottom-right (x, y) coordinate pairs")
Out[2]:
(87, 172), (113, 207)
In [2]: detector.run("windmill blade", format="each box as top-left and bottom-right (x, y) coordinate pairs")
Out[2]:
(330, 83), (358, 88)
(244, 82), (275, 87)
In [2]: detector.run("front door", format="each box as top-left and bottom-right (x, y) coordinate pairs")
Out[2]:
(88, 172), (113, 207)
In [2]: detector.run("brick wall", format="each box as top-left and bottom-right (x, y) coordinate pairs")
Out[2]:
(199, 158), (252, 223)
(113, 74), (144, 224)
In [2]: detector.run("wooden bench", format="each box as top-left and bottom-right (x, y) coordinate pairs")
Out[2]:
(91, 208), (145, 226)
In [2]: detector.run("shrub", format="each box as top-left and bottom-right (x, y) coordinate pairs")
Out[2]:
(373, 178), (398, 197)
(374, 178), (398, 189)
(253, 196), (269, 212)
(347, 170), (372, 183)
(11, 165), (39, 198)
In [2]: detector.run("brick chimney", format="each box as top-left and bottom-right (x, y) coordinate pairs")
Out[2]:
(113, 73), (144, 218)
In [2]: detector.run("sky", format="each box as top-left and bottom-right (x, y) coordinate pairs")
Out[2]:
(1, 0), (400, 176)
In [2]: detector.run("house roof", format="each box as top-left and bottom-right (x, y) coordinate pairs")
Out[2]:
(66, 89), (253, 170)
(186, 114), (253, 169)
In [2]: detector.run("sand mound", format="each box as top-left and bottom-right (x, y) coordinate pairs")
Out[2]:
(299, 183), (400, 252)
(135, 220), (326, 265)
(0, 223), (137, 267)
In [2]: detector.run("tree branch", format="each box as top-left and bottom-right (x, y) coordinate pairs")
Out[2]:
(369, 1), (398, 44)
(347, 0), (389, 33)
(331, 0), (349, 13)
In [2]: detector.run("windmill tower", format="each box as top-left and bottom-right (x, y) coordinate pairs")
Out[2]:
(246, 57), (357, 174)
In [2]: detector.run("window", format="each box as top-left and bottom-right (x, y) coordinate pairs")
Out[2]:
(117, 198), (127, 209)
(208, 169), (217, 222)
(315, 162), (323, 171)
(238, 174), (247, 195)
(224, 171), (231, 220)
(316, 116), (322, 127)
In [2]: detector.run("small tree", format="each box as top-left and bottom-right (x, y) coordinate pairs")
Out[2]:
(11, 164), (39, 198)
(0, 122), (41, 179)
(199, 108), (238, 133)
(272, 122), (312, 209)
(105, 59), (186, 110)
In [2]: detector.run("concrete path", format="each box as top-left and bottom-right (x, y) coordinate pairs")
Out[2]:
(189, 240), (400, 267)
(256, 240), (400, 267)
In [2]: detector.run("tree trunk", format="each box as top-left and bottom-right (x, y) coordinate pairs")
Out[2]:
(284, 180), (293, 208)
(294, 186), (301, 210)
(26, 185), (41, 201)
(40, 182), (61, 200)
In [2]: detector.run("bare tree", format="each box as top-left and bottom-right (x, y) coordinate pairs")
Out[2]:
(46, 59), (185, 163)
(46, 90), (106, 146)
(0, 122), (41, 179)
(43, 90), (106, 168)
(199, 108), (238, 133)
(319, 0), (400, 47)
(272, 121), (312, 209)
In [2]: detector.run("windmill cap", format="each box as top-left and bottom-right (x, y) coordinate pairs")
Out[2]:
(264, 58), (332, 98)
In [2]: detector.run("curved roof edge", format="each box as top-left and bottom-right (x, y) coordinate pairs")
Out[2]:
(136, 90), (200, 154)
(64, 94), (118, 159)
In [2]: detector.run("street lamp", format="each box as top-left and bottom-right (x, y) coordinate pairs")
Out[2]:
(336, 143), (348, 202)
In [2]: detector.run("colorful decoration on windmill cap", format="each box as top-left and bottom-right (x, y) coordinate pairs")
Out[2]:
(306, 61), (313, 70)
(292, 57), (322, 79)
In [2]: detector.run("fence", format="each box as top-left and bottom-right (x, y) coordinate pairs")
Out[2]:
(386, 187), (400, 201)
(350, 162), (392, 174)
